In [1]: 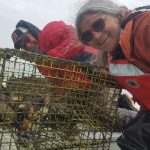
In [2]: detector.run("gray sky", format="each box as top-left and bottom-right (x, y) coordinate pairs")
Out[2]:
(0, 0), (150, 48)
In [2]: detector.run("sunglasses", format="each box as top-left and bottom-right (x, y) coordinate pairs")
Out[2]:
(81, 18), (105, 43)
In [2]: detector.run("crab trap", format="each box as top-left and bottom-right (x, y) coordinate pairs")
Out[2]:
(0, 48), (121, 150)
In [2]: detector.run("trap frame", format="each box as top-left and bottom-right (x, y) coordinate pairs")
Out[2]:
(0, 48), (121, 150)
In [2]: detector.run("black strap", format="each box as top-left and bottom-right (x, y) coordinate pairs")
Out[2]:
(136, 5), (150, 10)
(121, 5), (150, 29)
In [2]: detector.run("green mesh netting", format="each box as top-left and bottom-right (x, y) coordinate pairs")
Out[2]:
(0, 48), (121, 150)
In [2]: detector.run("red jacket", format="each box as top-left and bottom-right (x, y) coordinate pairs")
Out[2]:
(36, 21), (97, 91)
(38, 21), (97, 63)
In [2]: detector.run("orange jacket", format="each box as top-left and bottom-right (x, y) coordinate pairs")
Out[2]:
(109, 6), (150, 110)
(120, 8), (150, 73)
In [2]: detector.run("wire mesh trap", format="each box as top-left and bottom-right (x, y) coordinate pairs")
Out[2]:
(0, 48), (121, 150)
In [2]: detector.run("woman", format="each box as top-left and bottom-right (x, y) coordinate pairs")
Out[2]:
(75, 0), (150, 149)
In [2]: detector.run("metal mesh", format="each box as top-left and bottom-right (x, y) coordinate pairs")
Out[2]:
(0, 48), (121, 150)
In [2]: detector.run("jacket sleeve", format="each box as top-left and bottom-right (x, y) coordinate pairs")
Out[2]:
(120, 11), (150, 73)
(133, 12), (150, 65)
(132, 11), (150, 72)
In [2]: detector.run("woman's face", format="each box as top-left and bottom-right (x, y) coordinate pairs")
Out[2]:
(79, 13), (121, 52)
(23, 32), (39, 52)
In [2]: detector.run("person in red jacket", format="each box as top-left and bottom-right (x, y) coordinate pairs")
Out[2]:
(11, 20), (99, 98)
(75, 0), (150, 149)
(11, 20), (97, 64)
